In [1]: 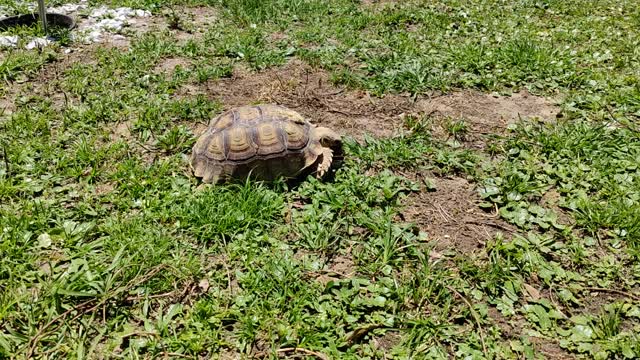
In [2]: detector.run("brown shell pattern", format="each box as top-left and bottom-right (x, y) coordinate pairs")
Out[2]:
(205, 132), (226, 160)
(225, 126), (257, 161)
(255, 122), (286, 155)
(195, 104), (311, 163)
(282, 121), (307, 150)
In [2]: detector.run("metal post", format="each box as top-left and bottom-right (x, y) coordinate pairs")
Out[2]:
(37, 0), (48, 35)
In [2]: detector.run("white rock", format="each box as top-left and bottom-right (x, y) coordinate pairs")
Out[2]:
(87, 30), (103, 42)
(71, 4), (153, 44)
(50, 3), (86, 14)
(96, 18), (124, 31)
(25, 37), (51, 50)
(90, 6), (110, 18)
(0, 35), (19, 48)
(134, 9), (151, 17)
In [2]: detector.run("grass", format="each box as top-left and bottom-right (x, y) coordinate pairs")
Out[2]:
(1, 0), (640, 359)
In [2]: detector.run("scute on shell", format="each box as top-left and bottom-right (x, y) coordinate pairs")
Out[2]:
(254, 122), (287, 155)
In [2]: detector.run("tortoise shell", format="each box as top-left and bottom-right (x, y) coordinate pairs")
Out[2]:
(190, 104), (341, 184)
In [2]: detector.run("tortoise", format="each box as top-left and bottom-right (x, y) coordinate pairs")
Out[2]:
(190, 104), (342, 184)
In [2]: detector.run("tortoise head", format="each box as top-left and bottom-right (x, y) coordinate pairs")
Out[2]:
(313, 126), (342, 151)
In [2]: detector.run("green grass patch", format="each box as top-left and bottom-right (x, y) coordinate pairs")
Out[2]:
(1, 0), (640, 358)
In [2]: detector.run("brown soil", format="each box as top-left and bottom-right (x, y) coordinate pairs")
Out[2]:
(529, 337), (577, 359)
(188, 59), (560, 144)
(401, 175), (516, 255)
(417, 90), (559, 127)
(172, 6), (219, 44)
(488, 307), (576, 359)
(417, 90), (560, 149)
(572, 288), (637, 317)
(0, 97), (13, 118)
(360, 0), (402, 7)
(314, 255), (357, 286)
(109, 120), (134, 142)
(217, 351), (241, 360)
(372, 331), (402, 352)
(153, 57), (192, 75)
(95, 182), (115, 196)
(540, 189), (575, 227)
(195, 59), (413, 140)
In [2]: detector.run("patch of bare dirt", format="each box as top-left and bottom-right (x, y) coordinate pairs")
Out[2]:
(216, 350), (241, 360)
(572, 288), (635, 316)
(102, 119), (163, 166)
(401, 175), (516, 255)
(540, 189), (575, 227)
(199, 59), (414, 141)
(153, 57), (192, 75)
(268, 32), (289, 43)
(361, 0), (402, 7)
(529, 337), (576, 359)
(95, 182), (115, 196)
(0, 97), (13, 119)
(327, 255), (356, 276)
(372, 331), (402, 351)
(167, 6), (219, 44)
(488, 306), (521, 337)
(109, 120), (134, 142)
(191, 59), (560, 144)
(417, 90), (560, 148)
(314, 255), (357, 286)
(488, 307), (576, 359)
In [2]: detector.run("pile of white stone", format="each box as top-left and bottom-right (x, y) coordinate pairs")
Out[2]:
(0, 1), (152, 49)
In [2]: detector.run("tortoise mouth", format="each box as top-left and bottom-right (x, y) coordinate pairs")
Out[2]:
(320, 138), (342, 151)
(323, 142), (344, 161)
(327, 142), (345, 166)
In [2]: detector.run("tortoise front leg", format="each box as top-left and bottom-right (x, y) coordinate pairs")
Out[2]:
(315, 148), (334, 178)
